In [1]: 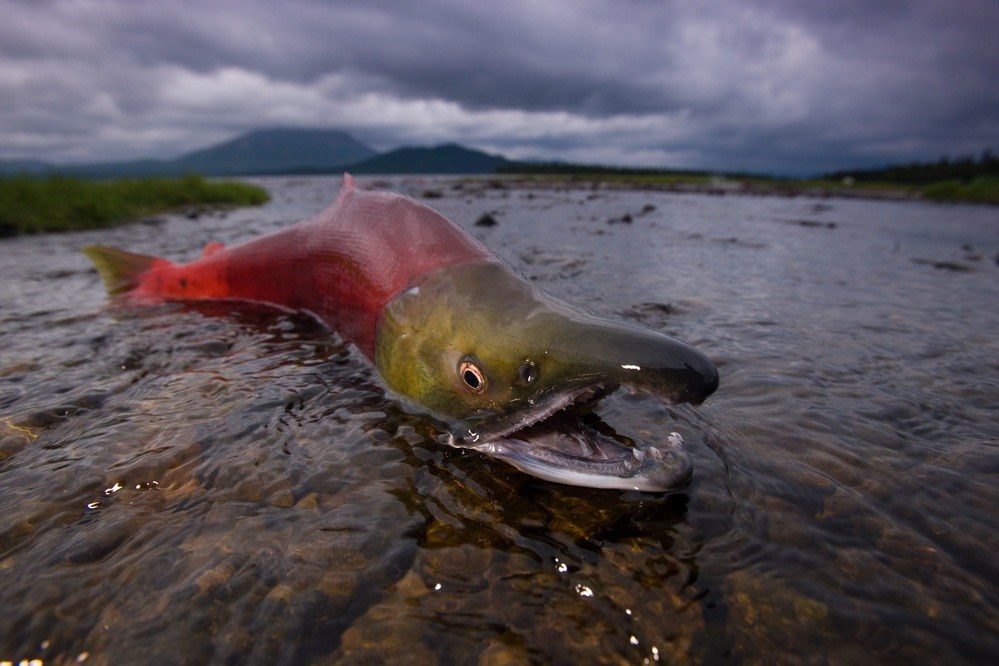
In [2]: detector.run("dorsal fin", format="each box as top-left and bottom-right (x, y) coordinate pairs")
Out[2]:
(342, 173), (357, 193)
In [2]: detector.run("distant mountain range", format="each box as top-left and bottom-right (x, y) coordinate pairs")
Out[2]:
(0, 128), (511, 178)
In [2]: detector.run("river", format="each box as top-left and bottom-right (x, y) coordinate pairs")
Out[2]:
(1, 175), (997, 664)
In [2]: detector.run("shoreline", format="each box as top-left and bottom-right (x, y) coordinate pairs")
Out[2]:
(478, 173), (995, 204)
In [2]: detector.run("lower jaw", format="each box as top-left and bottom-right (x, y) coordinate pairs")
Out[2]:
(444, 407), (693, 492)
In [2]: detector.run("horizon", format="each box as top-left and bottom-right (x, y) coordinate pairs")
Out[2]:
(2, 125), (994, 180)
(2, 1), (997, 176)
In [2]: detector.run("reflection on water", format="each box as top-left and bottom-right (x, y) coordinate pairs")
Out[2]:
(1, 176), (997, 663)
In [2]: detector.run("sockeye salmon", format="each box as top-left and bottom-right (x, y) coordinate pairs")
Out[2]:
(84, 175), (718, 491)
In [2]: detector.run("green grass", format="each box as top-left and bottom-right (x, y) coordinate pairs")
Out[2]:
(797, 176), (999, 203)
(505, 170), (999, 204)
(922, 176), (999, 204)
(0, 174), (270, 236)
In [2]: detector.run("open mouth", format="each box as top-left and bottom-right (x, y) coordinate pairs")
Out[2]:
(445, 385), (693, 492)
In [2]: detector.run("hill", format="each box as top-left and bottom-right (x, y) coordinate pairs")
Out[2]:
(178, 128), (377, 175)
(345, 143), (509, 174)
(0, 131), (507, 178)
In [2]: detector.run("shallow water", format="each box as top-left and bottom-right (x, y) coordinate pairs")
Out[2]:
(1, 175), (997, 664)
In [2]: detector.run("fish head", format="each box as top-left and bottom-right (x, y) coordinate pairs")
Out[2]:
(375, 260), (718, 492)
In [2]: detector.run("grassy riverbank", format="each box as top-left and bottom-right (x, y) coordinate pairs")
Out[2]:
(0, 174), (269, 236)
(921, 176), (999, 204)
(500, 171), (999, 204)
(500, 154), (999, 204)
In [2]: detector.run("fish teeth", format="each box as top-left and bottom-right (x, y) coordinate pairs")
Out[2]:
(629, 432), (686, 463)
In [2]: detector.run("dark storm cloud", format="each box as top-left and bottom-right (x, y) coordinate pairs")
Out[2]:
(1, 0), (997, 174)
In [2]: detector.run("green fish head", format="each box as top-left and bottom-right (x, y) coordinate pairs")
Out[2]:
(375, 261), (718, 491)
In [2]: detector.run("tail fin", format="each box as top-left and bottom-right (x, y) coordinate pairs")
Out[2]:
(83, 245), (161, 295)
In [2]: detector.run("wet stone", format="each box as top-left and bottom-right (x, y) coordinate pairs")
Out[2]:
(725, 569), (831, 663)
(333, 570), (441, 663)
(475, 212), (499, 227)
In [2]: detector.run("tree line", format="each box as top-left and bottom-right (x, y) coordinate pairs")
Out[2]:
(826, 150), (997, 184)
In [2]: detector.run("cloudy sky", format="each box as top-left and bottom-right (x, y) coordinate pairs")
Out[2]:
(2, 0), (997, 175)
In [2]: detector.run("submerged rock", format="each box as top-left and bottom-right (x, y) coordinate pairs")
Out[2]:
(725, 569), (831, 662)
(475, 212), (499, 227)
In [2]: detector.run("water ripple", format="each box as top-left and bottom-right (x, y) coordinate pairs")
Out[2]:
(1, 177), (997, 663)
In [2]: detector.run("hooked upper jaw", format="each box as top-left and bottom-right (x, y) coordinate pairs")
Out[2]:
(550, 307), (720, 407)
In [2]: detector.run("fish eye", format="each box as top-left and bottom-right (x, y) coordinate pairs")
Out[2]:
(459, 358), (487, 394)
(517, 360), (538, 385)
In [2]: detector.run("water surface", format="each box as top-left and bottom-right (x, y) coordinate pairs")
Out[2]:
(1, 176), (997, 663)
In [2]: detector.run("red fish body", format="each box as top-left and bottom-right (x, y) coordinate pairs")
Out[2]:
(88, 175), (491, 358)
(86, 174), (718, 491)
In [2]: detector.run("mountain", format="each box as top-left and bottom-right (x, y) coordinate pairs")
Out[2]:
(177, 128), (377, 175)
(0, 130), (508, 178)
(345, 143), (509, 174)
